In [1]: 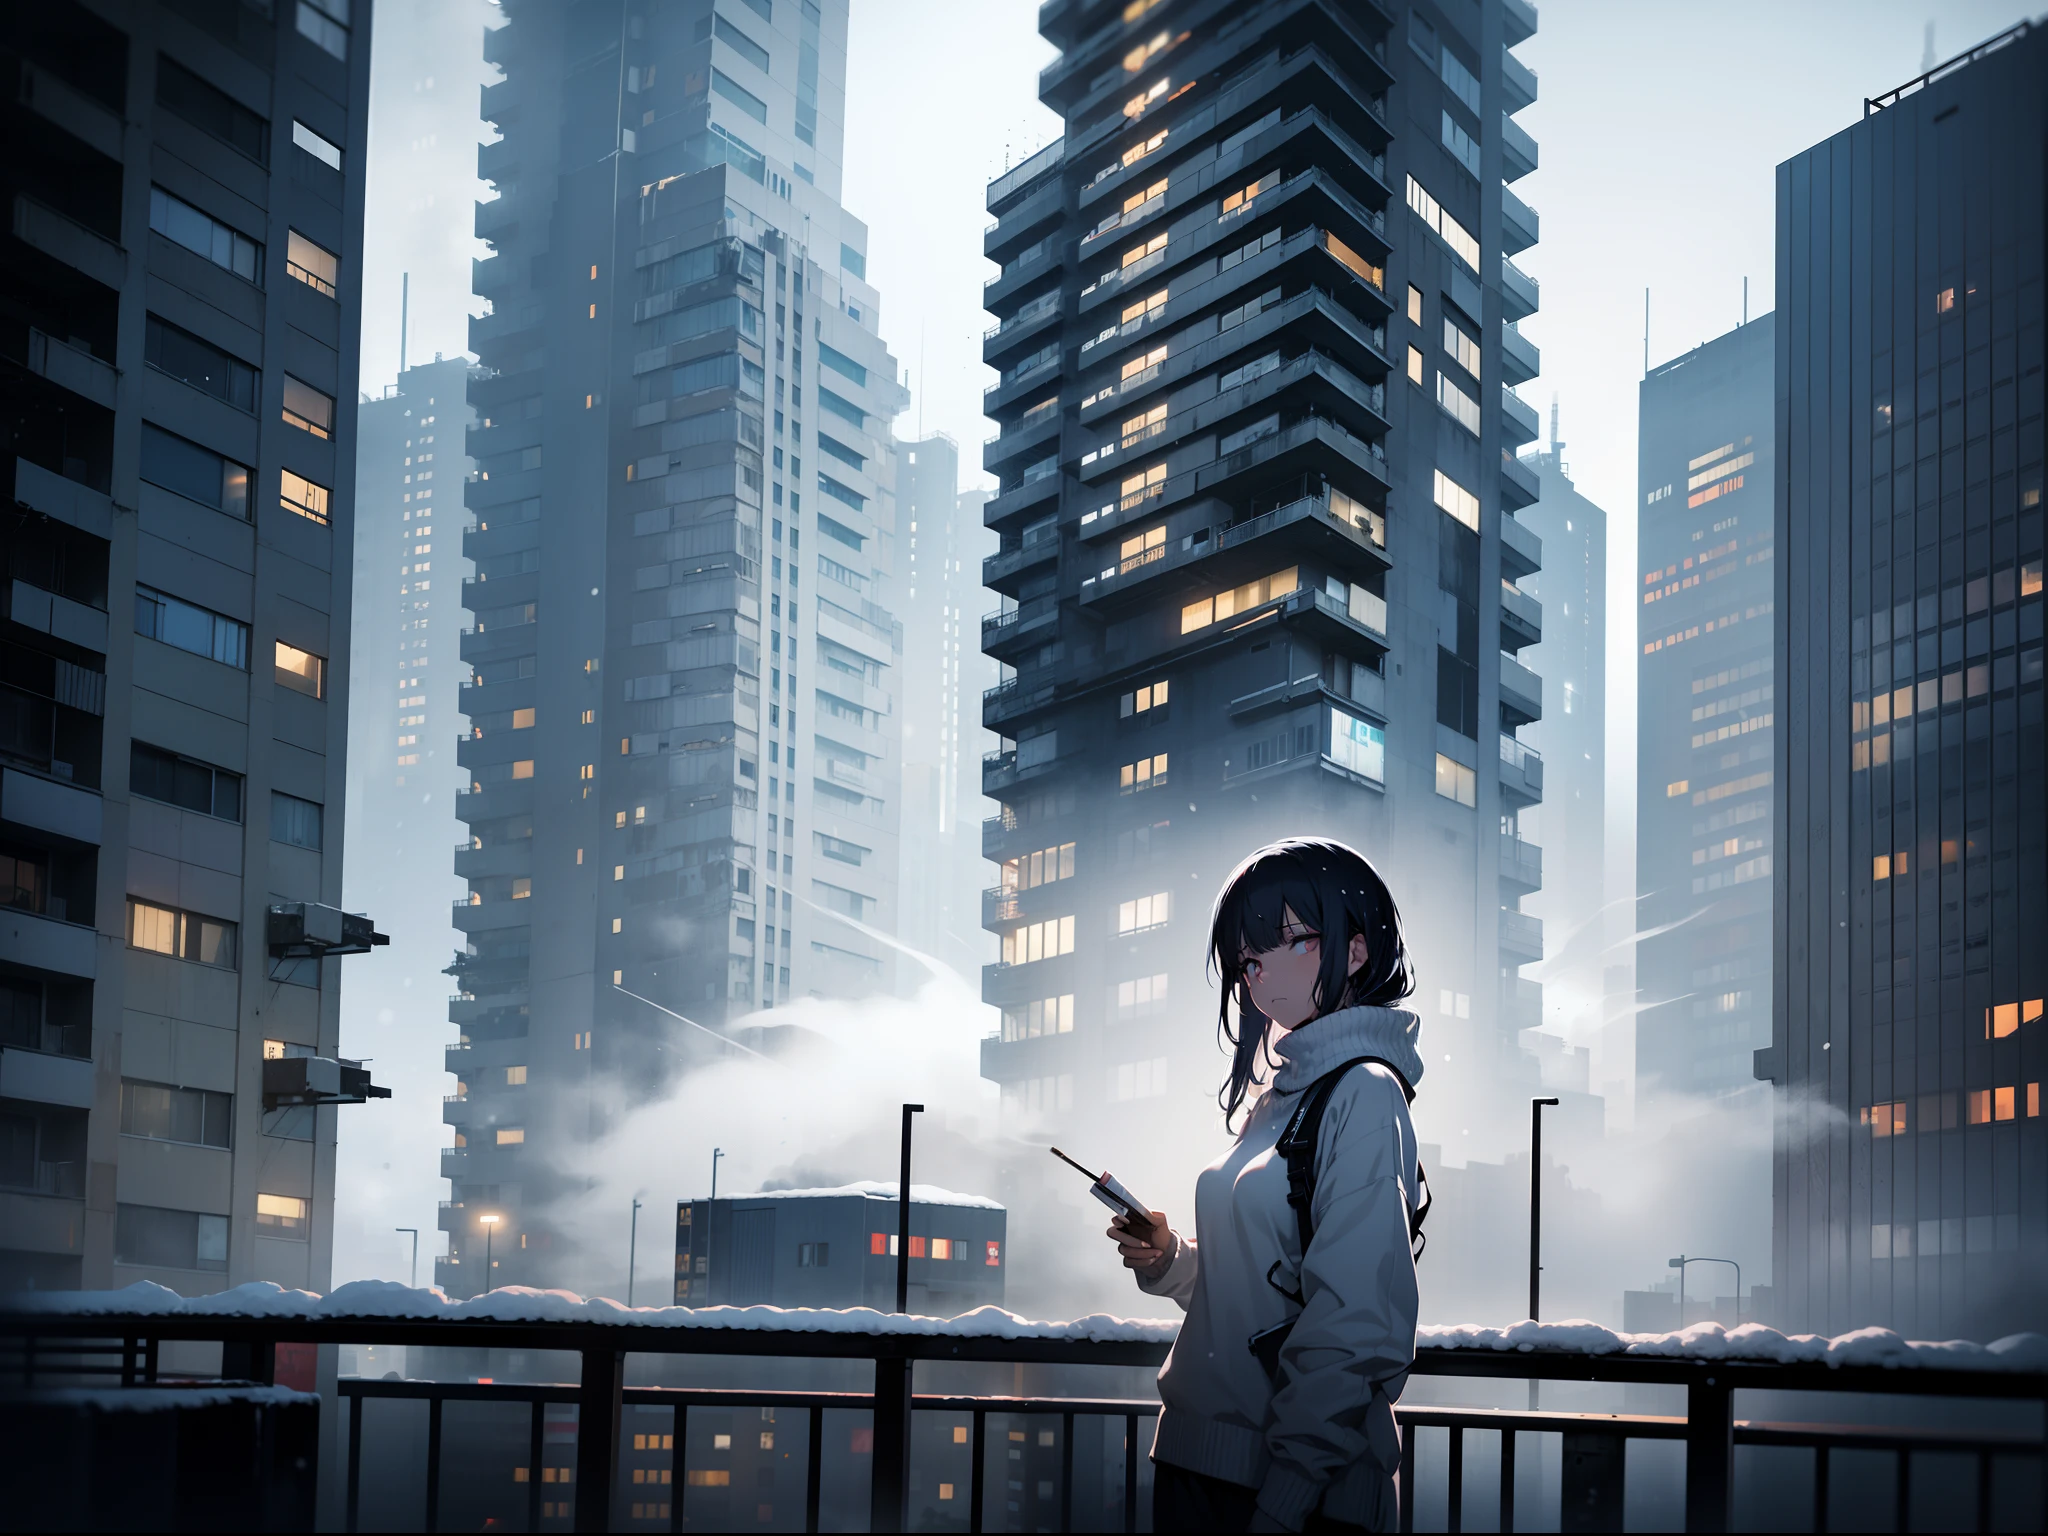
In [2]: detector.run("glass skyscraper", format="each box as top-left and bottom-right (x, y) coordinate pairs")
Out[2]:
(1766, 23), (2047, 1340)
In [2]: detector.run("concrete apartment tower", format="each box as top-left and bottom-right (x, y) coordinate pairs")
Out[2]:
(447, 0), (905, 1295)
(1, 0), (378, 1294)
(1517, 406), (1609, 1069)
(1768, 24), (2048, 1340)
(893, 433), (998, 985)
(1635, 314), (1776, 1105)
(975, 0), (1553, 1187)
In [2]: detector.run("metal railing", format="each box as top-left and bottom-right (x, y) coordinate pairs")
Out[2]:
(4, 1306), (2048, 1533)
(1866, 21), (2028, 113)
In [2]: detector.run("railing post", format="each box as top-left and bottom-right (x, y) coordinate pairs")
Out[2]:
(804, 1404), (822, 1534)
(1560, 1432), (1625, 1533)
(1684, 1376), (1733, 1533)
(576, 1349), (624, 1534)
(870, 1351), (913, 1533)
(346, 1392), (363, 1533)
(424, 1396), (443, 1534)
(528, 1399), (545, 1535)
(970, 1409), (988, 1536)
(222, 1334), (276, 1384)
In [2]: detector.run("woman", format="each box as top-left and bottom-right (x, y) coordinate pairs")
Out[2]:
(1106, 837), (1426, 1533)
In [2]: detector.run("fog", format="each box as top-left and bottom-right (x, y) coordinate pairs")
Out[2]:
(332, 0), (2030, 1326)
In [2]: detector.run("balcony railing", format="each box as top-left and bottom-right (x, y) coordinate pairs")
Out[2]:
(6, 1297), (2046, 1534)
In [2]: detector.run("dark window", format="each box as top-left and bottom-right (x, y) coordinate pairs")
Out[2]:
(1436, 647), (1478, 738)
(119, 1079), (233, 1149)
(140, 424), (250, 517)
(270, 791), (322, 849)
(155, 55), (268, 163)
(130, 741), (243, 821)
(0, 845), (50, 915)
(145, 316), (258, 411)
(115, 1203), (228, 1272)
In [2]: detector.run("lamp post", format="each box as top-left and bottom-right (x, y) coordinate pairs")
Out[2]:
(1668, 1254), (1743, 1328)
(1528, 1096), (1559, 1413)
(479, 1213), (500, 1292)
(711, 1146), (723, 1200)
(627, 1198), (643, 1307)
(896, 1104), (924, 1313)
(396, 1227), (418, 1289)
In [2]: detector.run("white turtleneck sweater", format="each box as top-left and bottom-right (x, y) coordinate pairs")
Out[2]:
(1137, 1005), (1425, 1531)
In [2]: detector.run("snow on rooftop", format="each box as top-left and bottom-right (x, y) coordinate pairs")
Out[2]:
(3, 1284), (2042, 1371)
(742, 1181), (1003, 1209)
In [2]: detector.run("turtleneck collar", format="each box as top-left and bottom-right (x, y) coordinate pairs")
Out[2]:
(1269, 1005), (1425, 1097)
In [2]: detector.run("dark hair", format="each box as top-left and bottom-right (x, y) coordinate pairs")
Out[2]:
(1207, 836), (1414, 1126)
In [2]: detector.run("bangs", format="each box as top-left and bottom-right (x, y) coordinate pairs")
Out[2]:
(1213, 860), (1326, 968)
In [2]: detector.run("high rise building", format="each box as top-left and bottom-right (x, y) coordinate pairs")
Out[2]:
(894, 434), (997, 984)
(1635, 315), (1776, 1103)
(340, 353), (476, 1260)
(1766, 23), (2048, 1340)
(1518, 407), (1609, 1043)
(975, 0), (1551, 1182)
(446, 0), (905, 1295)
(0, 0), (377, 1293)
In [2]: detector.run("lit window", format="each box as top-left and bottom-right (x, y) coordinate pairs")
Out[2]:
(1001, 915), (1075, 965)
(1328, 708), (1385, 783)
(275, 640), (326, 698)
(281, 376), (335, 439)
(1433, 469), (1480, 531)
(1116, 891), (1169, 934)
(1124, 29), (1169, 71)
(497, 1127), (526, 1145)
(256, 1192), (310, 1235)
(999, 844), (1076, 893)
(1180, 567), (1298, 633)
(511, 760), (535, 779)
(286, 230), (338, 296)
(1934, 286), (1955, 314)
(510, 878), (530, 899)
(1120, 232), (1167, 270)
(127, 898), (237, 967)
(1406, 345), (1424, 386)
(1119, 679), (1168, 716)
(1122, 76), (1169, 119)
(1406, 174), (1480, 270)
(513, 708), (536, 729)
(280, 468), (330, 524)
(1219, 172), (1277, 220)
(1434, 753), (1476, 807)
(506, 1065), (527, 1084)
(1120, 344), (1167, 381)
(1443, 318), (1481, 378)
(1407, 285), (1423, 326)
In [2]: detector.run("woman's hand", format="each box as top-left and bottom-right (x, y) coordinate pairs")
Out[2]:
(1106, 1209), (1174, 1281)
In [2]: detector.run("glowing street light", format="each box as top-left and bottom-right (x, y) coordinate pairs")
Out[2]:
(479, 1213), (501, 1291)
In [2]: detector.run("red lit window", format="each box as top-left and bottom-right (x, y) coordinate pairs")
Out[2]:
(908, 1236), (927, 1258)
(986, 1241), (1001, 1267)
(870, 1232), (887, 1255)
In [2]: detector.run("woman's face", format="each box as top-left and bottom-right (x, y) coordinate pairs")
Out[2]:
(1241, 906), (1369, 1031)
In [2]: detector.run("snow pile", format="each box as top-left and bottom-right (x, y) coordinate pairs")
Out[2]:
(745, 1182), (1004, 1209)
(20, 1385), (319, 1410)
(8, 1284), (2045, 1371)
(0, 1280), (1173, 1344)
(1418, 1318), (2048, 1372)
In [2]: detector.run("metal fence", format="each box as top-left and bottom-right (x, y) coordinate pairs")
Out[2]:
(3, 1306), (2045, 1533)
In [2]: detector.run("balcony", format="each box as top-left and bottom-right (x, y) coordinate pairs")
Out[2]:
(1500, 509), (1542, 580)
(1502, 112), (1538, 183)
(981, 596), (1058, 659)
(982, 742), (1067, 797)
(1500, 906), (1544, 964)
(0, 906), (96, 980)
(1504, 0), (1538, 45)
(0, 1046), (94, 1110)
(1499, 650), (1543, 726)
(1500, 835), (1543, 894)
(1501, 186), (1539, 257)
(1501, 321), (1540, 386)
(11, 1291), (2042, 1536)
(439, 1147), (468, 1180)
(983, 674), (1057, 730)
(985, 135), (1065, 211)
(1500, 579), (1542, 651)
(1501, 386), (1541, 447)
(1502, 45), (1538, 113)
(1501, 255), (1539, 322)
(1505, 974), (1544, 1032)
(1499, 733), (1544, 806)
(982, 528), (1060, 591)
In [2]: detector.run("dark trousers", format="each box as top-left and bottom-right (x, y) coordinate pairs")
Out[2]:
(1151, 1461), (1375, 1533)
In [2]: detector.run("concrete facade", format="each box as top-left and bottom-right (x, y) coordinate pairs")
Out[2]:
(1, 0), (375, 1295)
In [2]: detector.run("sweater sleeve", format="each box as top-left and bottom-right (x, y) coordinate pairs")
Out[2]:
(1254, 1073), (1418, 1530)
(1134, 1228), (1200, 1309)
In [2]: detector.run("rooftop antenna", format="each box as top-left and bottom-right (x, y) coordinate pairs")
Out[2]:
(399, 272), (409, 377)
(1643, 288), (1650, 378)
(1548, 393), (1561, 456)
(1743, 276), (1749, 326)
(1921, 20), (1937, 71)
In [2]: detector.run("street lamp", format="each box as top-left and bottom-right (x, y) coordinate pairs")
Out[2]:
(711, 1146), (724, 1200)
(627, 1198), (643, 1307)
(396, 1227), (419, 1289)
(479, 1213), (501, 1292)
(1668, 1254), (1742, 1328)
(1529, 1097), (1559, 1320)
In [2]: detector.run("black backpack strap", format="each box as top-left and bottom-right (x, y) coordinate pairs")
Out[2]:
(1275, 1056), (1429, 1263)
